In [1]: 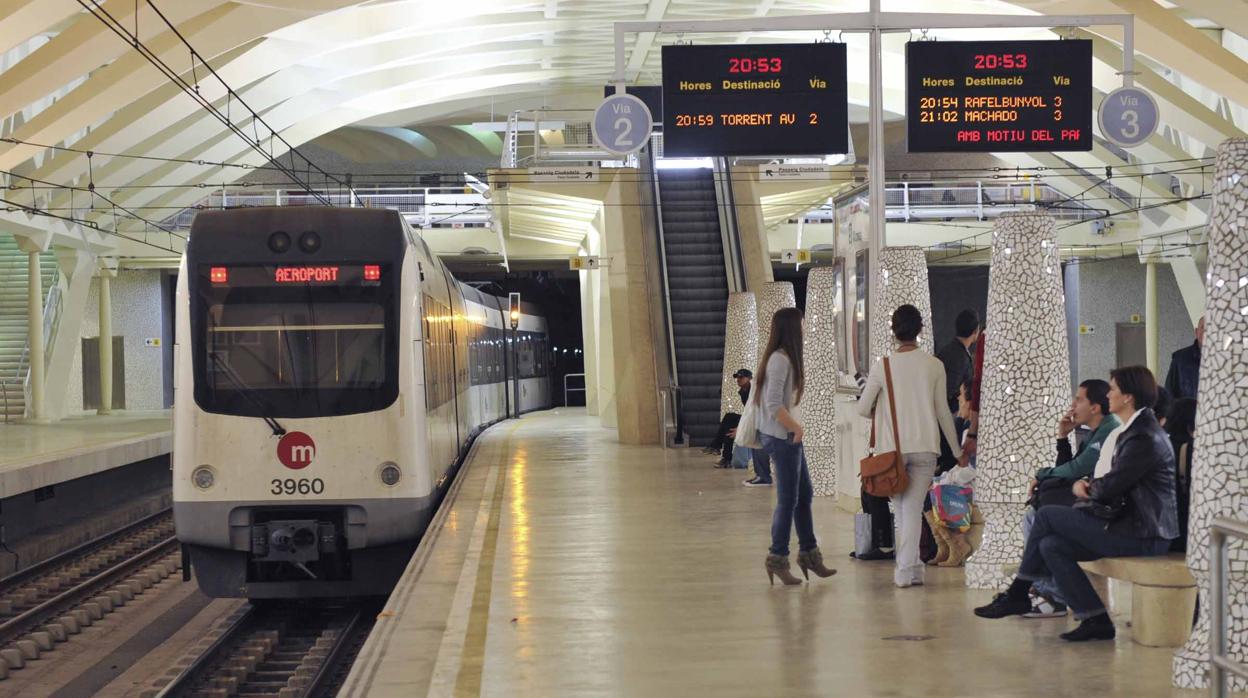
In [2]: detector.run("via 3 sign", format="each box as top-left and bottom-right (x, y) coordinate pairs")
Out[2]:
(593, 92), (653, 157)
(1097, 87), (1159, 148)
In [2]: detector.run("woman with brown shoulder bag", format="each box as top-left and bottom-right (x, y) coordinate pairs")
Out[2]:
(857, 305), (962, 588)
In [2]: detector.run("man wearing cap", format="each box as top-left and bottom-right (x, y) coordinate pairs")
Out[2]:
(703, 369), (754, 466)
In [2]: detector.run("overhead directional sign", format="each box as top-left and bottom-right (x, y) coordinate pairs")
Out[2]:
(526, 166), (599, 183)
(906, 40), (1093, 152)
(756, 164), (836, 181)
(593, 93), (653, 156)
(661, 43), (849, 157)
(1098, 86), (1159, 148)
(781, 249), (812, 264)
(569, 255), (602, 270)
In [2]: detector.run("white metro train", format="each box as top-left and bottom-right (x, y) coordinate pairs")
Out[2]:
(173, 207), (550, 598)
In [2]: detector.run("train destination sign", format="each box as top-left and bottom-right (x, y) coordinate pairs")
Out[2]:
(661, 43), (849, 157)
(906, 39), (1093, 152)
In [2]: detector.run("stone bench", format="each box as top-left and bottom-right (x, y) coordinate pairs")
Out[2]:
(1078, 554), (1196, 648)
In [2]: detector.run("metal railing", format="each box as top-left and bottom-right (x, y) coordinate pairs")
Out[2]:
(162, 184), (492, 230)
(1210, 516), (1248, 697)
(500, 109), (638, 168)
(820, 179), (1105, 225)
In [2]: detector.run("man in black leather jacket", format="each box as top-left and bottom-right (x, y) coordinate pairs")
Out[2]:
(973, 366), (1178, 642)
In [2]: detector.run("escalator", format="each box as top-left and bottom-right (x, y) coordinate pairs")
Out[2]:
(656, 168), (730, 446)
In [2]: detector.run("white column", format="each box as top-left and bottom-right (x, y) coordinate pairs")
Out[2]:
(1174, 138), (1248, 691)
(869, 246), (934, 366)
(27, 251), (45, 421)
(97, 274), (113, 415)
(1145, 261), (1160, 376)
(755, 281), (795, 349)
(804, 267), (841, 497)
(964, 213), (1070, 589)
(719, 292), (758, 419)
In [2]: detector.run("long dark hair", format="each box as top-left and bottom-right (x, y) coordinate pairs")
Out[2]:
(754, 307), (805, 406)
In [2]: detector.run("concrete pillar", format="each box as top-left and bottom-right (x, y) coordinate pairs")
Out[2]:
(869, 246), (934, 366)
(97, 273), (113, 415)
(27, 251), (45, 421)
(719, 292), (758, 419)
(1174, 138), (1248, 691)
(964, 213), (1070, 589)
(1145, 261), (1160, 376)
(600, 174), (661, 445)
(755, 281), (795, 348)
(804, 267), (840, 497)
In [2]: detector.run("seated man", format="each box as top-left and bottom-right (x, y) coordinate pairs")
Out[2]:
(975, 366), (1178, 642)
(704, 369), (752, 467)
(1021, 379), (1120, 618)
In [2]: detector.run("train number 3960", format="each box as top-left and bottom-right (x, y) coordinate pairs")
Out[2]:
(270, 478), (326, 496)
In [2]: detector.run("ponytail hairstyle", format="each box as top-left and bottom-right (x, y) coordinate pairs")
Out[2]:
(753, 307), (805, 406)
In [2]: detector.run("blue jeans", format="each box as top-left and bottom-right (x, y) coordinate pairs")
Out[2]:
(1021, 508), (1065, 605)
(760, 434), (815, 556)
(1018, 506), (1170, 619)
(752, 448), (772, 481)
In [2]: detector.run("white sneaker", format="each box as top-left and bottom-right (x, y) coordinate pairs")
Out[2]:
(1023, 593), (1068, 618)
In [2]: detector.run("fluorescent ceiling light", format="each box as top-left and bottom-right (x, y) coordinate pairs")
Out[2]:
(656, 158), (714, 170)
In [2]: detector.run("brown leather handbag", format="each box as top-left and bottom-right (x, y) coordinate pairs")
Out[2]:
(859, 357), (910, 498)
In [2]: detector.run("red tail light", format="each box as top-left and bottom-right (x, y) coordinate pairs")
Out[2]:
(363, 264), (381, 281)
(210, 267), (228, 284)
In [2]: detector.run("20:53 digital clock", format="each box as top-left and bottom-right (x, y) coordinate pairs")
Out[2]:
(728, 57), (783, 73)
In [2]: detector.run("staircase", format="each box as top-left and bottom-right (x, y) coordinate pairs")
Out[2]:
(657, 169), (729, 446)
(0, 235), (58, 422)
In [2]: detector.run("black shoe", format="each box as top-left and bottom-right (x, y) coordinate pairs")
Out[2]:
(974, 592), (1033, 619)
(852, 548), (895, 561)
(714, 457), (732, 467)
(1060, 614), (1116, 642)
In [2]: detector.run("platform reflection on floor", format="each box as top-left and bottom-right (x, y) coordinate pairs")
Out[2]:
(343, 408), (1197, 697)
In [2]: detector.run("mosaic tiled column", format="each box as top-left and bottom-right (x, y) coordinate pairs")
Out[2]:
(964, 213), (1070, 589)
(869, 246), (935, 365)
(756, 281), (796, 350)
(720, 292), (759, 419)
(804, 267), (841, 496)
(1174, 138), (1248, 691)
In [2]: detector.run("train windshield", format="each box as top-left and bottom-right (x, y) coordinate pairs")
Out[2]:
(207, 302), (385, 390)
(193, 264), (398, 418)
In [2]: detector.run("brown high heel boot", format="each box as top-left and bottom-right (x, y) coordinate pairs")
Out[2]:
(925, 510), (950, 566)
(765, 554), (803, 585)
(796, 548), (837, 579)
(939, 531), (973, 567)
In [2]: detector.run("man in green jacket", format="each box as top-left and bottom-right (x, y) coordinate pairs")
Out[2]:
(1020, 378), (1121, 618)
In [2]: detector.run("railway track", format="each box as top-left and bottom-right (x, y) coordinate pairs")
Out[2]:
(0, 510), (181, 678)
(157, 600), (376, 698)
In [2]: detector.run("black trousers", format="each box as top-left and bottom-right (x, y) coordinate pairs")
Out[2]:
(861, 488), (894, 550)
(709, 413), (741, 457)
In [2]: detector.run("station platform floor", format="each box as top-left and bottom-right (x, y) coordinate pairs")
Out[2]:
(0, 410), (171, 497)
(343, 408), (1198, 697)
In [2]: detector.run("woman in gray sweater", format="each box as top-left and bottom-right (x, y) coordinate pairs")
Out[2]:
(756, 308), (837, 585)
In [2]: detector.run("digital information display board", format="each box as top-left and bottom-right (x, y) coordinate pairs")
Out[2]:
(661, 43), (848, 157)
(906, 40), (1092, 152)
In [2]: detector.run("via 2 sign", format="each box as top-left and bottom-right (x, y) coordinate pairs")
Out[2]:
(593, 92), (653, 157)
(277, 431), (316, 470)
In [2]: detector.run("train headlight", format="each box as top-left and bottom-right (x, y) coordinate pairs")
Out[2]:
(379, 462), (401, 486)
(192, 466), (216, 490)
(299, 230), (322, 254)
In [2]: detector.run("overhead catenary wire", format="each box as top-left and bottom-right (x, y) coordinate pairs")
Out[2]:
(74, 0), (352, 206)
(0, 196), (181, 254)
